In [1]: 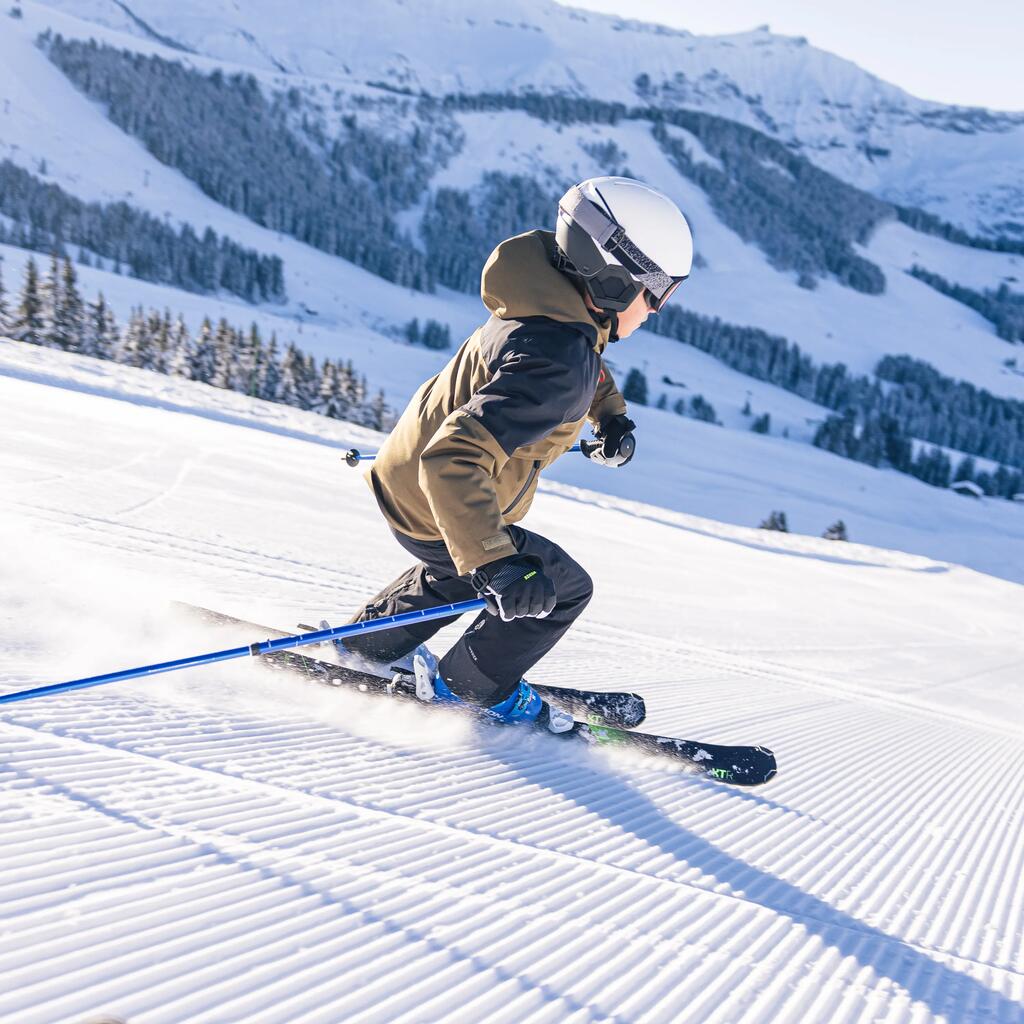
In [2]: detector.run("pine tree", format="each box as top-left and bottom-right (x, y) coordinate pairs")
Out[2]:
(242, 323), (263, 397)
(167, 314), (194, 378)
(296, 352), (319, 409)
(954, 455), (977, 483)
(190, 317), (217, 383)
(622, 367), (648, 405)
(0, 258), (11, 337)
(38, 252), (63, 349)
(316, 359), (340, 417)
(420, 319), (451, 350)
(261, 333), (281, 400)
(751, 412), (771, 434)
(149, 310), (171, 374)
(363, 389), (389, 430)
(56, 257), (85, 352)
(211, 318), (237, 389)
(854, 417), (886, 467)
(823, 520), (848, 541)
(758, 510), (789, 532)
(689, 394), (718, 424)
(276, 342), (302, 405)
(14, 257), (44, 345)
(119, 307), (152, 368)
(82, 293), (118, 360)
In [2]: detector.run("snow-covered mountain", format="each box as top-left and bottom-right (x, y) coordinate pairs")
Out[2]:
(2, 0), (1024, 530)
(28, 0), (1024, 237)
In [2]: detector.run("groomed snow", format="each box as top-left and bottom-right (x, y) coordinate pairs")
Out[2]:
(1, 345), (1022, 1023)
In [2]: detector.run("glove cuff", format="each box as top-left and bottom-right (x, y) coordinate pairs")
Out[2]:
(471, 555), (540, 594)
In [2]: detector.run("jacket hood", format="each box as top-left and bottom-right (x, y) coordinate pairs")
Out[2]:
(480, 230), (612, 352)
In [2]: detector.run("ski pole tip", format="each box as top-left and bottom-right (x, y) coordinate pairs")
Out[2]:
(343, 448), (362, 467)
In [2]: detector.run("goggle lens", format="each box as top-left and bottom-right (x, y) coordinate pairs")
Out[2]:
(645, 278), (684, 313)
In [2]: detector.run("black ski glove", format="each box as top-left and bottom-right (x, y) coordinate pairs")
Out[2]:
(471, 555), (556, 622)
(581, 414), (636, 467)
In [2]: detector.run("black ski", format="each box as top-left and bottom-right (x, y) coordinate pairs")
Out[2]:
(175, 603), (776, 786)
(565, 724), (777, 786)
(176, 603), (646, 729)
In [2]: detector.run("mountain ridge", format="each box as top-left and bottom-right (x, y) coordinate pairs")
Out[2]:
(24, 0), (1024, 238)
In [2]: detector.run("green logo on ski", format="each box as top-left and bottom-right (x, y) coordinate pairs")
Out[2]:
(707, 767), (734, 781)
(587, 723), (627, 745)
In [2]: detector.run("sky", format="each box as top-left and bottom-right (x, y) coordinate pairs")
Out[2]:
(556, 0), (1024, 111)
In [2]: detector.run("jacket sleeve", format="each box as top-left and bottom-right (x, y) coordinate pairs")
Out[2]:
(419, 337), (590, 575)
(587, 359), (628, 428)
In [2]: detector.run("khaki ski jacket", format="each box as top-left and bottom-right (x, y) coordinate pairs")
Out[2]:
(366, 229), (627, 575)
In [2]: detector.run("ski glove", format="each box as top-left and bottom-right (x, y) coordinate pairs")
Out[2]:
(581, 414), (636, 467)
(471, 555), (556, 622)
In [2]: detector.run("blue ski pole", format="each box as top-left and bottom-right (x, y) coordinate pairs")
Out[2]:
(0, 599), (487, 707)
(344, 445), (582, 467)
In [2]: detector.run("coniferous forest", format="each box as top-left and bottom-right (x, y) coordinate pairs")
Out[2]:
(0, 160), (285, 303)
(646, 305), (1024, 496)
(41, 32), (448, 292)
(2, 30), (1017, 501)
(0, 255), (392, 431)
(907, 265), (1024, 343)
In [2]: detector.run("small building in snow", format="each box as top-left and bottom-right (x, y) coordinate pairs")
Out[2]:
(951, 480), (984, 499)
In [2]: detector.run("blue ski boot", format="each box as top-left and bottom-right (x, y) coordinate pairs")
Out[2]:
(414, 660), (573, 734)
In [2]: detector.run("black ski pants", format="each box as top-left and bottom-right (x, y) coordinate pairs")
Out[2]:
(344, 526), (593, 705)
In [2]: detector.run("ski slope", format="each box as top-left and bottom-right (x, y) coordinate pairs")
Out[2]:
(1, 346), (1023, 1023)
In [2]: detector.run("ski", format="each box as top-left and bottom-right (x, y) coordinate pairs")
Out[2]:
(174, 603), (776, 786)
(566, 724), (777, 786)
(175, 603), (646, 729)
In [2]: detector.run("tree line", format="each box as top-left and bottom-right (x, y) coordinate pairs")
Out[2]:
(813, 409), (1023, 498)
(43, 34), (903, 302)
(33, 34), (1024, 490)
(0, 254), (391, 430)
(645, 303), (1024, 490)
(442, 88), (894, 295)
(40, 33), (460, 292)
(0, 159), (285, 303)
(907, 265), (1024, 343)
(895, 205), (1024, 257)
(651, 121), (888, 294)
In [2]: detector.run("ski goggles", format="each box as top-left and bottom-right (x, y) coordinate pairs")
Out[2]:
(643, 277), (685, 313)
(601, 224), (687, 313)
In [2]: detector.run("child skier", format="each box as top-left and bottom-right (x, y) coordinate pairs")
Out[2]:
(341, 176), (693, 729)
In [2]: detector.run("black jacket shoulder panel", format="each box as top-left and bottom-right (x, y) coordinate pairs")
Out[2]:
(465, 316), (601, 457)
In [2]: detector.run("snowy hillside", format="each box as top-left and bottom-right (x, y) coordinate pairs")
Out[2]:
(3, 4), (1024, 1020)
(2, 0), (1023, 544)
(2, 5), (1021, 400)
(2, 342), (1024, 1024)
(25, 0), (1024, 238)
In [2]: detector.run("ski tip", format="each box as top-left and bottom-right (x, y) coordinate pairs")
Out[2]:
(701, 746), (777, 787)
(743, 746), (777, 786)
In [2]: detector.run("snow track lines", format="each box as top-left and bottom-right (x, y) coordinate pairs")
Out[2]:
(2, 361), (1024, 1022)
(1, 693), (1022, 1024)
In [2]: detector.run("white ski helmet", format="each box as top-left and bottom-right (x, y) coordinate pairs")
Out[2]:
(555, 176), (693, 314)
